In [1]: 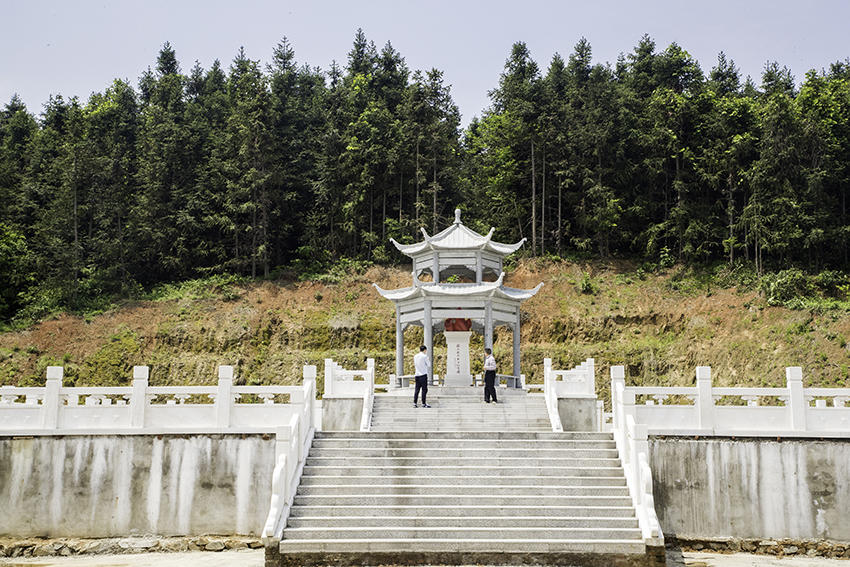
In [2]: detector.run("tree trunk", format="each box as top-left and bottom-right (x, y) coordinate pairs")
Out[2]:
(557, 174), (562, 256)
(531, 140), (536, 255)
(541, 148), (546, 255)
(727, 171), (734, 265)
(415, 138), (420, 231)
(432, 151), (437, 234)
(251, 186), (257, 278)
(382, 181), (386, 243)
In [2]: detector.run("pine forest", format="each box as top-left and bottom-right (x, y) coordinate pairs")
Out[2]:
(2, 30), (850, 324)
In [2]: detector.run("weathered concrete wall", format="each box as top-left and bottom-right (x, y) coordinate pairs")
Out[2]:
(0, 434), (275, 538)
(650, 437), (850, 541)
(322, 398), (363, 431)
(557, 398), (596, 431)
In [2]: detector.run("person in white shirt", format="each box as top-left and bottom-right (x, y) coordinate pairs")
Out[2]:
(413, 345), (431, 408)
(483, 347), (498, 403)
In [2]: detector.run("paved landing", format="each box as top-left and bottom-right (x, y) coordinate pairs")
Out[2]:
(2, 550), (847, 566)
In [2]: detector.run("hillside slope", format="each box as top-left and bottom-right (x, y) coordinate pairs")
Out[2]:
(1, 261), (848, 403)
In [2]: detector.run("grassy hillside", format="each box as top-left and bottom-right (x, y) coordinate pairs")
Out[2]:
(1, 260), (848, 404)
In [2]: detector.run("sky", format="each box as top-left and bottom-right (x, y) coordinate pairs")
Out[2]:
(2, 0), (849, 126)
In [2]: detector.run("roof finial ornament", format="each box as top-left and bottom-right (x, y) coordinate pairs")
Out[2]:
(454, 208), (462, 224)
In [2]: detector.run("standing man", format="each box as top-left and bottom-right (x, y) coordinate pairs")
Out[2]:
(413, 345), (431, 408)
(483, 347), (498, 403)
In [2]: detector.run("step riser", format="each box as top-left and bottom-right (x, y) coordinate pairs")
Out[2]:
(309, 449), (619, 458)
(293, 496), (634, 507)
(312, 440), (616, 449)
(298, 486), (630, 497)
(282, 529), (642, 540)
(302, 466), (624, 477)
(306, 458), (622, 467)
(315, 432), (613, 440)
(299, 476), (626, 487)
(287, 517), (640, 528)
(289, 506), (637, 518)
(276, 540), (648, 554)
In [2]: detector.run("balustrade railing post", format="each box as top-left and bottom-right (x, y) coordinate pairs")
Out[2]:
(130, 366), (149, 428)
(324, 359), (334, 397)
(696, 366), (713, 432)
(366, 358), (375, 388)
(611, 366), (625, 433)
(787, 366), (806, 431)
(43, 366), (63, 429)
(586, 358), (596, 396)
(216, 365), (234, 428)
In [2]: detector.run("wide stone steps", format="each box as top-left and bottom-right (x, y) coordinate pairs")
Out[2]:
(273, 431), (652, 566)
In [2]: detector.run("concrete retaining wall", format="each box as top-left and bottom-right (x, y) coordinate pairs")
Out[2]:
(0, 434), (275, 538)
(650, 437), (850, 541)
(322, 398), (363, 431)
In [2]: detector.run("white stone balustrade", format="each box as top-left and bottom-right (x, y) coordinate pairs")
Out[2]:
(262, 373), (316, 543)
(323, 358), (375, 431)
(543, 358), (596, 432)
(609, 365), (850, 437)
(0, 364), (317, 434)
(544, 357), (596, 397)
(611, 366), (664, 547)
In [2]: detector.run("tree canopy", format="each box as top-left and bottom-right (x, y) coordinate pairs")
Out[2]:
(2, 31), (850, 321)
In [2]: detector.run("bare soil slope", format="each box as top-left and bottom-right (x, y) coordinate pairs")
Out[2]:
(2, 260), (848, 401)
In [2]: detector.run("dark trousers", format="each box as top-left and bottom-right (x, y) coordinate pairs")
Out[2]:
(484, 370), (498, 402)
(414, 374), (428, 405)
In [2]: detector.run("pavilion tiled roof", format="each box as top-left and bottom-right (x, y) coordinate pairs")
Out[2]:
(389, 209), (525, 257)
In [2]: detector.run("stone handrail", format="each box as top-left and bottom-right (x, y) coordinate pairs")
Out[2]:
(0, 365), (314, 434)
(613, 365), (850, 437)
(611, 368), (664, 547)
(261, 372), (316, 544)
(544, 357), (595, 397)
(542, 359), (564, 432)
(360, 359), (375, 432)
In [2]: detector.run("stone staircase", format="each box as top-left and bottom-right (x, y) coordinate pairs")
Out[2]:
(271, 428), (662, 566)
(370, 386), (552, 431)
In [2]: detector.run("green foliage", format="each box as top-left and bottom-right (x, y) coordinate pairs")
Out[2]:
(2, 33), (850, 324)
(77, 328), (141, 385)
(578, 272), (598, 295)
(147, 274), (245, 302)
(295, 255), (374, 284)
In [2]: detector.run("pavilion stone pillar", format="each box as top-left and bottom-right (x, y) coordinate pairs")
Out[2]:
(475, 251), (483, 283)
(395, 306), (404, 377)
(513, 307), (521, 381)
(484, 302), (493, 350)
(424, 300), (433, 380)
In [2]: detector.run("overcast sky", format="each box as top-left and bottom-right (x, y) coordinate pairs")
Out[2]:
(2, 0), (849, 126)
